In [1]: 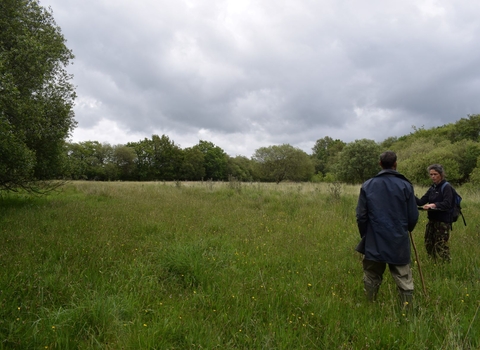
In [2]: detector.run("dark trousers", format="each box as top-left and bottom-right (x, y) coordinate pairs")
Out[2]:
(425, 220), (450, 261)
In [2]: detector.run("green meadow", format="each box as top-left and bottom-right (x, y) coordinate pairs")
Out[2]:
(1, 181), (479, 349)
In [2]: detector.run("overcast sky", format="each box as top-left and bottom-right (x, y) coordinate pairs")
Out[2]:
(40, 0), (480, 157)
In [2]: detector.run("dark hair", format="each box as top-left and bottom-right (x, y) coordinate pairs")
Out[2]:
(427, 164), (446, 179)
(380, 151), (397, 169)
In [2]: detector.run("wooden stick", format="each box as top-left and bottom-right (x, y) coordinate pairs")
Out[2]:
(410, 231), (427, 297)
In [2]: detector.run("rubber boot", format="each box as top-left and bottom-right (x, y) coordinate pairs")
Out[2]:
(364, 283), (379, 302)
(399, 290), (413, 310)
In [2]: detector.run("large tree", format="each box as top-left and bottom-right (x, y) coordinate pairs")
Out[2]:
(0, 0), (76, 192)
(179, 147), (205, 181)
(151, 134), (182, 181)
(110, 145), (137, 181)
(127, 135), (182, 181)
(193, 140), (228, 181)
(311, 136), (346, 175)
(334, 139), (382, 184)
(253, 144), (314, 183)
(65, 141), (112, 180)
(227, 155), (256, 182)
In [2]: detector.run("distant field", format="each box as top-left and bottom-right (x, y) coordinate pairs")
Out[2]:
(0, 181), (479, 349)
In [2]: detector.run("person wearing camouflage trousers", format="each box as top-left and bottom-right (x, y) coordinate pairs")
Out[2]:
(416, 164), (454, 261)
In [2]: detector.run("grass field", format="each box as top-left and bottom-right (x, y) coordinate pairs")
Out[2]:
(0, 181), (479, 349)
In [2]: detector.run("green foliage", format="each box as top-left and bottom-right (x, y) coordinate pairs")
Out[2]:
(399, 144), (461, 185)
(380, 136), (398, 149)
(311, 136), (345, 175)
(0, 0), (76, 191)
(179, 146), (206, 181)
(227, 155), (256, 182)
(55, 113), (480, 184)
(453, 140), (480, 182)
(395, 138), (479, 185)
(111, 145), (137, 180)
(151, 134), (182, 180)
(126, 135), (183, 181)
(469, 155), (480, 185)
(193, 140), (229, 180)
(310, 173), (324, 183)
(447, 114), (480, 143)
(65, 141), (112, 180)
(127, 137), (156, 180)
(334, 139), (382, 184)
(252, 144), (315, 183)
(0, 118), (36, 190)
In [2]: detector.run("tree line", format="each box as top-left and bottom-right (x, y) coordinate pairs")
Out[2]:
(61, 114), (480, 186)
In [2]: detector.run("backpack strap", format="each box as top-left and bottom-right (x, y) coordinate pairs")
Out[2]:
(440, 181), (467, 227)
(440, 181), (449, 193)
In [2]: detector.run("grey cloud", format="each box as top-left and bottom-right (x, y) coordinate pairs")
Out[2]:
(40, 0), (480, 156)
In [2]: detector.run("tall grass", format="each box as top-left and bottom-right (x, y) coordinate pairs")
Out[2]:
(0, 181), (479, 349)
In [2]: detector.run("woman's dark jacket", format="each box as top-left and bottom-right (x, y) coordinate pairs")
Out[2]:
(356, 169), (419, 265)
(415, 179), (454, 223)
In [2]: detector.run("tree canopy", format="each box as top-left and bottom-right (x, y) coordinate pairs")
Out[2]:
(334, 139), (382, 184)
(253, 144), (314, 183)
(58, 114), (480, 185)
(0, 0), (76, 192)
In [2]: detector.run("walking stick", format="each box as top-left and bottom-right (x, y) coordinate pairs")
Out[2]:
(409, 231), (427, 297)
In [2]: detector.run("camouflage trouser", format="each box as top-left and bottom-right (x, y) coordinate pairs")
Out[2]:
(425, 220), (451, 261)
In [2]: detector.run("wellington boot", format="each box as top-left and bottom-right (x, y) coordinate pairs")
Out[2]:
(399, 291), (413, 310)
(364, 284), (379, 302)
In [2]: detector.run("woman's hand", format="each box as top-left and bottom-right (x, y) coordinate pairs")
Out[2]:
(423, 203), (436, 210)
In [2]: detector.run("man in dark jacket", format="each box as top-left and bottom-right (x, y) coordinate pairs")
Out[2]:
(356, 151), (419, 305)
